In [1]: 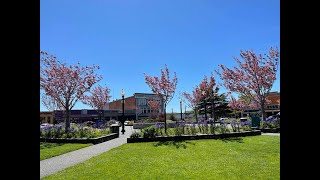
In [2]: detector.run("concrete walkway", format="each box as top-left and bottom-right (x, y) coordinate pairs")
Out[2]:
(261, 133), (280, 136)
(40, 126), (136, 178)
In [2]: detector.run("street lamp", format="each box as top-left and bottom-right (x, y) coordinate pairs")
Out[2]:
(180, 98), (183, 121)
(202, 91), (207, 120)
(121, 89), (125, 134)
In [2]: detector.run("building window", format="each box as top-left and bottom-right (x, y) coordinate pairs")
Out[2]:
(48, 117), (51, 122)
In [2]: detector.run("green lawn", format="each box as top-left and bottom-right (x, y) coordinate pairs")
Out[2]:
(40, 143), (92, 161)
(43, 136), (279, 180)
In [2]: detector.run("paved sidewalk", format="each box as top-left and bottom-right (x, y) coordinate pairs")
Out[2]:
(40, 126), (136, 178)
(262, 133), (280, 136)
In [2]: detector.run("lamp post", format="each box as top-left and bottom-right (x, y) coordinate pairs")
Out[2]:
(202, 91), (207, 120)
(180, 98), (183, 121)
(121, 89), (125, 134)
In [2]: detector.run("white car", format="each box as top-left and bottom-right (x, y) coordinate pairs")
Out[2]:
(40, 123), (52, 128)
(219, 118), (228, 122)
(240, 117), (248, 122)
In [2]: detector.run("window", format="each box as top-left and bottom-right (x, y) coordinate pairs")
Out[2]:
(48, 117), (51, 122)
(138, 99), (146, 106)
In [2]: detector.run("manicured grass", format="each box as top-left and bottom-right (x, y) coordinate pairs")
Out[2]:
(43, 136), (279, 180)
(40, 143), (92, 161)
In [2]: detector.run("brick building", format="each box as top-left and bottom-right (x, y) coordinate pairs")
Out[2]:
(40, 111), (54, 124)
(243, 91), (280, 117)
(53, 109), (121, 123)
(108, 93), (164, 120)
(265, 91), (280, 116)
(40, 93), (165, 124)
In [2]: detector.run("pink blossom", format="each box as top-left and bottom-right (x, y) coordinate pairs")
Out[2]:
(40, 51), (102, 130)
(144, 64), (178, 132)
(216, 47), (279, 120)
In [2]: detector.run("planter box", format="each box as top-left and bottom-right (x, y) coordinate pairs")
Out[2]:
(258, 128), (280, 133)
(127, 130), (261, 143)
(40, 133), (119, 145)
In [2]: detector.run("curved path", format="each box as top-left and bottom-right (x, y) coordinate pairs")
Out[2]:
(40, 126), (135, 178)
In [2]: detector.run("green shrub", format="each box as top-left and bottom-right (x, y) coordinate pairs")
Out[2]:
(130, 132), (142, 138)
(142, 126), (157, 138)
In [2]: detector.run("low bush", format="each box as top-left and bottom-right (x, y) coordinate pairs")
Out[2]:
(40, 122), (111, 139)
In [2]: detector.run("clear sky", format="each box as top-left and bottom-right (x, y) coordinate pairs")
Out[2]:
(40, 0), (280, 112)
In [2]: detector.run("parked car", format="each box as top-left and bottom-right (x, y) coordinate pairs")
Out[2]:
(240, 117), (248, 122)
(40, 123), (52, 128)
(219, 118), (228, 122)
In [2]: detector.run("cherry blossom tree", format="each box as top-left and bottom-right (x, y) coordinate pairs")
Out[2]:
(147, 99), (160, 120)
(82, 85), (111, 121)
(216, 47), (279, 121)
(41, 94), (63, 112)
(40, 51), (102, 131)
(228, 94), (262, 118)
(228, 95), (247, 118)
(182, 86), (202, 122)
(144, 64), (178, 132)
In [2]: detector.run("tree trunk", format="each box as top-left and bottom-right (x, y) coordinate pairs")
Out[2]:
(102, 109), (105, 122)
(211, 100), (214, 119)
(261, 102), (266, 122)
(195, 108), (198, 123)
(164, 104), (167, 133)
(65, 108), (70, 133)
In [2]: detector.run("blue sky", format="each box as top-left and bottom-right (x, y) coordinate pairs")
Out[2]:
(40, 0), (280, 112)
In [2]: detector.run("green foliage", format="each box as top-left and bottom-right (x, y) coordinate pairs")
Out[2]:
(174, 126), (184, 136)
(210, 124), (216, 134)
(43, 136), (280, 180)
(142, 126), (157, 138)
(198, 93), (233, 118)
(130, 132), (142, 138)
(190, 125), (197, 135)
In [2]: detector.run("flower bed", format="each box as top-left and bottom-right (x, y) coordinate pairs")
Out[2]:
(40, 122), (111, 139)
(127, 130), (261, 143)
(261, 116), (280, 129)
(40, 133), (119, 145)
(133, 122), (176, 129)
(128, 120), (259, 143)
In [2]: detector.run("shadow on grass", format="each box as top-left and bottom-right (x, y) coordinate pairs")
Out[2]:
(153, 140), (196, 149)
(221, 137), (244, 143)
